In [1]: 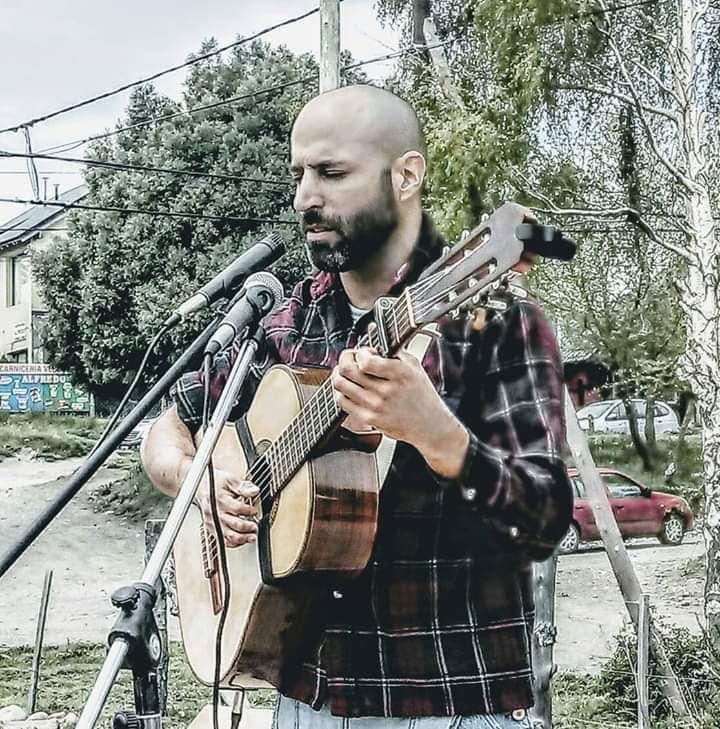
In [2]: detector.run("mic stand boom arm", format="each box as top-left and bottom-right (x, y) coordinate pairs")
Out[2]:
(76, 326), (265, 729)
(0, 314), (222, 579)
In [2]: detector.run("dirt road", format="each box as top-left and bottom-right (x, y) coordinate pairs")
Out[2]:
(0, 456), (706, 676)
(0, 456), (144, 647)
(554, 535), (704, 672)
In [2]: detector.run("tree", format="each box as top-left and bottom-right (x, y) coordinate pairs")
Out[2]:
(35, 41), (323, 398)
(377, 0), (720, 657)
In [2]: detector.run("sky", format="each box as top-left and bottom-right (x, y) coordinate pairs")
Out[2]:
(0, 0), (400, 224)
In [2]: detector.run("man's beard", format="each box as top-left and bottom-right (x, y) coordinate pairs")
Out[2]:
(300, 169), (399, 273)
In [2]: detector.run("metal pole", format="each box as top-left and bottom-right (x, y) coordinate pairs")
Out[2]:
(27, 569), (53, 714)
(638, 594), (650, 729)
(76, 335), (261, 729)
(319, 0), (340, 92)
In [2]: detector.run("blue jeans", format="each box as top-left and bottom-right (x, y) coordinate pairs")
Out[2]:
(272, 695), (532, 729)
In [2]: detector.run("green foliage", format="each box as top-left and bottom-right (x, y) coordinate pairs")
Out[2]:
(596, 624), (720, 725)
(0, 413), (105, 460)
(90, 454), (169, 520)
(34, 40), (320, 396)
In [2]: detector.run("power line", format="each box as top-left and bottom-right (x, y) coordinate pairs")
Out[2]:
(0, 150), (293, 188)
(0, 171), (80, 175)
(38, 76), (314, 155)
(36, 44), (445, 156)
(0, 6), (321, 135)
(0, 227), (69, 232)
(0, 196), (297, 226)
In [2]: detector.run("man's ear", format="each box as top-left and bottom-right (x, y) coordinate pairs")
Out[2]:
(394, 151), (426, 202)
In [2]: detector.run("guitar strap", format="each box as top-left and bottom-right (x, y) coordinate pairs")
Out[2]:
(375, 322), (439, 487)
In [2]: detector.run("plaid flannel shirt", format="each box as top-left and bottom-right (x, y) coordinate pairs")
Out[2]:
(172, 215), (573, 718)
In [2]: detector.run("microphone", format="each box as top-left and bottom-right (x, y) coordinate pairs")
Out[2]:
(204, 272), (284, 357)
(166, 233), (285, 325)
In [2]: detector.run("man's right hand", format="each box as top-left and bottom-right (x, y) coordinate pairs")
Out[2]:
(194, 468), (259, 548)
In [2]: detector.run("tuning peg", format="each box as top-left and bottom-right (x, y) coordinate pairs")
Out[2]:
(509, 284), (528, 299)
(486, 297), (508, 311)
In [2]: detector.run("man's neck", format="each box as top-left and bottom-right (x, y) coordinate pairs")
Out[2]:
(340, 207), (422, 310)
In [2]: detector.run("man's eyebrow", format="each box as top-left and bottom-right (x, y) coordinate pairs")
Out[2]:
(289, 160), (348, 171)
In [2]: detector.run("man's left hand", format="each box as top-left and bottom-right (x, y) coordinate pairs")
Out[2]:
(331, 347), (469, 480)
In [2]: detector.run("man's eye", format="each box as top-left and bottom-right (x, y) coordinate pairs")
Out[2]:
(323, 170), (345, 178)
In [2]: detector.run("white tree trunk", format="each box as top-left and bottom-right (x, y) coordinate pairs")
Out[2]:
(673, 0), (720, 641)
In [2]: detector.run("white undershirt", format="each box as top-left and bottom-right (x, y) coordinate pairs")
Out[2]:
(349, 302), (370, 324)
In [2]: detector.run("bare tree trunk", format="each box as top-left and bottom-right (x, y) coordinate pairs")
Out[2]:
(624, 397), (653, 470)
(671, 0), (720, 658)
(644, 396), (656, 454)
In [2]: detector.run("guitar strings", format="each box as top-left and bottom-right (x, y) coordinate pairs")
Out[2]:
(241, 287), (429, 501)
(235, 264), (471, 503)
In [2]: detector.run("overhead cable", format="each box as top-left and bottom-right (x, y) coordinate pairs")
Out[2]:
(38, 76), (314, 154)
(0, 6), (320, 135)
(36, 43), (448, 156)
(0, 196), (296, 226)
(0, 150), (293, 187)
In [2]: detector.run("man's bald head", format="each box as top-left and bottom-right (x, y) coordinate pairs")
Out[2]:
(292, 84), (425, 164)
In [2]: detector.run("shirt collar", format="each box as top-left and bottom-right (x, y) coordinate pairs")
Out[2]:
(308, 213), (446, 301)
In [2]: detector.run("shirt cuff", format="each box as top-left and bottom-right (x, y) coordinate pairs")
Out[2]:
(429, 430), (505, 506)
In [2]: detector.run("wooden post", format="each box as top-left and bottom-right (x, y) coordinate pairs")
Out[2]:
(144, 519), (170, 715)
(27, 569), (53, 715)
(638, 593), (650, 729)
(319, 0), (340, 93)
(421, 18), (464, 107)
(530, 555), (558, 729)
(413, 0), (432, 46)
(564, 389), (689, 716)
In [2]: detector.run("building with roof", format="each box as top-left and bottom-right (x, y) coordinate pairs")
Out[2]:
(0, 184), (87, 363)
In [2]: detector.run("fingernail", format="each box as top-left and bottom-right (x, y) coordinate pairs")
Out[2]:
(248, 535), (257, 543)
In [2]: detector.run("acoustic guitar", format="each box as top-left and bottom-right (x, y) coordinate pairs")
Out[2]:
(172, 202), (575, 688)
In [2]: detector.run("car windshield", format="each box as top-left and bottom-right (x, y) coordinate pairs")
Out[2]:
(577, 402), (612, 419)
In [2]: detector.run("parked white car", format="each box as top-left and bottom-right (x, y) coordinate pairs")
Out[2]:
(576, 399), (680, 434)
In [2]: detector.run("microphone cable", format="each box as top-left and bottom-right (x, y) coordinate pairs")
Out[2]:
(202, 351), (233, 729)
(89, 319), (174, 454)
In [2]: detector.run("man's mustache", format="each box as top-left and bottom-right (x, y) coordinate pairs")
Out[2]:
(300, 210), (343, 233)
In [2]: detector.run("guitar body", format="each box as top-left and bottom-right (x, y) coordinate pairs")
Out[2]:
(174, 364), (380, 687)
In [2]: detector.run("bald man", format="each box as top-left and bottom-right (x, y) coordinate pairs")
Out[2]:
(142, 85), (572, 729)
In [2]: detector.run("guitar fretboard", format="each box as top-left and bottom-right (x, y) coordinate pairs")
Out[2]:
(246, 289), (417, 498)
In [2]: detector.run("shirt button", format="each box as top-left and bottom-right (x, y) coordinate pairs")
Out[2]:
(332, 590), (343, 599)
(462, 487), (477, 501)
(509, 526), (519, 538)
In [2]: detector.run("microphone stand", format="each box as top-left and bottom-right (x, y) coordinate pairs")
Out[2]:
(0, 313), (224, 579)
(76, 325), (265, 729)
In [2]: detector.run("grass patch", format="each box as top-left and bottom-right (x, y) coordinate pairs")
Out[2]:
(2, 639), (715, 729)
(90, 454), (170, 522)
(0, 642), (276, 729)
(0, 413), (106, 461)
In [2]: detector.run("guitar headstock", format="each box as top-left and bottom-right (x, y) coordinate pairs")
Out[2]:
(408, 202), (575, 326)
(410, 202), (529, 325)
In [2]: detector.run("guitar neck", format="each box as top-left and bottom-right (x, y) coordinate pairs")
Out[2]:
(246, 292), (418, 499)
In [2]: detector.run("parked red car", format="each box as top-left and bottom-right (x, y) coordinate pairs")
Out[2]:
(559, 468), (694, 553)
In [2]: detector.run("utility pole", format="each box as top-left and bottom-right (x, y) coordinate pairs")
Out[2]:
(413, 0), (432, 47)
(319, 0), (340, 92)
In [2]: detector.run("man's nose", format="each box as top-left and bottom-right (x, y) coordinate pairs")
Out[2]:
(293, 173), (322, 213)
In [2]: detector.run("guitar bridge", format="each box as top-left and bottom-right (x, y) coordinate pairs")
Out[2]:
(200, 524), (224, 615)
